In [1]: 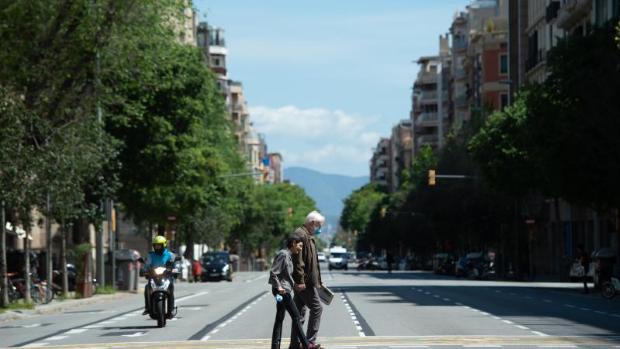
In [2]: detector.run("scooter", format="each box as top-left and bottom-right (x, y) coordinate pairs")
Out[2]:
(601, 277), (620, 299)
(140, 257), (180, 328)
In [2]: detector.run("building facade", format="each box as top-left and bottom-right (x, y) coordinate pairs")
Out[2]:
(370, 138), (391, 189)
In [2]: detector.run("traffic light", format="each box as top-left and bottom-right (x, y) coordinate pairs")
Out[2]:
(428, 169), (436, 186)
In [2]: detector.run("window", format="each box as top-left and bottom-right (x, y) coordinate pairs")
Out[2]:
(595, 0), (609, 26)
(500, 93), (509, 109)
(213, 58), (220, 66)
(499, 54), (508, 75)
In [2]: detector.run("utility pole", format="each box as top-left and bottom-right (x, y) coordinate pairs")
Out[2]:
(95, 48), (105, 288)
(1, 201), (8, 307)
(107, 200), (115, 288)
(45, 194), (52, 302)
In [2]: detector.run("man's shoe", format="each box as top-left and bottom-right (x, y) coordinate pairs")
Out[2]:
(142, 310), (149, 315)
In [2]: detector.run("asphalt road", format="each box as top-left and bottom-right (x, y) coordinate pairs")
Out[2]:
(2, 263), (620, 348)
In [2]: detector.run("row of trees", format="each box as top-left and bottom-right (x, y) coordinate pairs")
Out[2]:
(0, 0), (316, 306)
(341, 22), (620, 272)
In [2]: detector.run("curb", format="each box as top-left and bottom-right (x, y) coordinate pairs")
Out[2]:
(0, 291), (137, 323)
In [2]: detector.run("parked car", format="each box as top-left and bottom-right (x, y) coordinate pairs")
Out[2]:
(433, 253), (456, 275)
(201, 251), (233, 282)
(317, 252), (326, 263)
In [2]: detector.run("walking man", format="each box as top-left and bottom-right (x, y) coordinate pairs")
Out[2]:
(290, 211), (325, 349)
(577, 244), (590, 294)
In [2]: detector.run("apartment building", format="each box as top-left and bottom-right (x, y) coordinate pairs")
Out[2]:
(465, 0), (510, 110)
(450, 11), (471, 127)
(388, 120), (414, 192)
(507, 0), (620, 278)
(229, 81), (252, 152)
(197, 22), (230, 97)
(267, 153), (284, 184)
(370, 138), (391, 189)
(412, 56), (441, 154)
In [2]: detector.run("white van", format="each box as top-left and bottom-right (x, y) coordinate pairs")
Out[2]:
(328, 246), (349, 271)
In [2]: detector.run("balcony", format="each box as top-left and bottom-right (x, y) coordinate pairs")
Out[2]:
(415, 113), (438, 127)
(454, 94), (469, 108)
(416, 135), (439, 146)
(526, 49), (547, 72)
(557, 0), (593, 29)
(420, 90), (438, 100)
(453, 39), (468, 51)
(454, 68), (467, 80)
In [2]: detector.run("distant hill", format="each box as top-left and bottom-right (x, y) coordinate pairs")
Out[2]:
(284, 167), (368, 240)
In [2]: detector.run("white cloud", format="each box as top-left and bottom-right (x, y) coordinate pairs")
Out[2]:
(249, 105), (383, 176)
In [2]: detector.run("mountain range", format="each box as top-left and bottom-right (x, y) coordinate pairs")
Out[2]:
(283, 167), (368, 240)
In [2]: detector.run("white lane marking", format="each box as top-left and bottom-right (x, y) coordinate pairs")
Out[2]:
(532, 331), (549, 337)
(463, 346), (502, 348)
(176, 291), (209, 303)
(502, 320), (514, 324)
(121, 332), (146, 337)
(595, 310), (607, 315)
(389, 346), (429, 348)
(455, 302), (463, 306)
(443, 298), (451, 302)
(563, 304), (575, 308)
(21, 323), (42, 328)
(200, 293), (268, 341)
(46, 336), (67, 341)
(245, 274), (268, 283)
(543, 299), (552, 303)
(24, 343), (49, 348)
(537, 346), (576, 348)
(612, 314), (620, 318)
(579, 307), (590, 311)
(84, 325), (104, 329)
(65, 328), (88, 334)
(515, 325), (529, 330)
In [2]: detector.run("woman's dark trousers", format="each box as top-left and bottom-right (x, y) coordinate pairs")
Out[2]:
(271, 292), (310, 349)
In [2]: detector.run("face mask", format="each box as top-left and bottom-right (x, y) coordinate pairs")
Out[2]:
(314, 226), (322, 235)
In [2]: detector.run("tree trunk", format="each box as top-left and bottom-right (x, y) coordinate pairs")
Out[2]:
(60, 221), (69, 297)
(0, 201), (8, 307)
(45, 194), (52, 302)
(24, 229), (31, 303)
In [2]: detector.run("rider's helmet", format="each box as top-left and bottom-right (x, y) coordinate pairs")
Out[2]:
(152, 235), (167, 255)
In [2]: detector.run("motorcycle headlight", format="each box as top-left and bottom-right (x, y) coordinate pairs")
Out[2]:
(154, 267), (166, 276)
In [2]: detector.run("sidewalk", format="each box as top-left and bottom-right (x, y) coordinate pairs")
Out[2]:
(0, 291), (136, 323)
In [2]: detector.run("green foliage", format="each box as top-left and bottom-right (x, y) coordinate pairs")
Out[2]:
(340, 183), (386, 234)
(229, 183), (317, 256)
(468, 88), (544, 197)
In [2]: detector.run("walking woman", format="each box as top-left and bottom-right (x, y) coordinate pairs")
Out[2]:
(269, 236), (315, 349)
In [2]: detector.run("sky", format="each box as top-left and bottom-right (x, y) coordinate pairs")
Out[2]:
(194, 0), (471, 177)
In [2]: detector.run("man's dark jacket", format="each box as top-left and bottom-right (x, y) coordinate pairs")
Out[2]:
(292, 225), (322, 287)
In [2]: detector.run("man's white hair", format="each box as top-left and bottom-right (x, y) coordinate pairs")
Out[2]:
(305, 210), (325, 224)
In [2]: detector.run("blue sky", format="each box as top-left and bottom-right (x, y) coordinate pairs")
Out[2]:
(194, 0), (470, 177)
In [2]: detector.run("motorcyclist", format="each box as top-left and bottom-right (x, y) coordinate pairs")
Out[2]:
(142, 235), (176, 318)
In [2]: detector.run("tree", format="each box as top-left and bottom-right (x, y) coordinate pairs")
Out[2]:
(340, 183), (386, 235)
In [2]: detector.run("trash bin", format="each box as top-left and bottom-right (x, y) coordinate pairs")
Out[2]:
(115, 249), (141, 291)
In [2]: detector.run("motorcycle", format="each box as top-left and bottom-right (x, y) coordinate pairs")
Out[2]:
(602, 277), (620, 299)
(140, 257), (180, 328)
(356, 257), (381, 271)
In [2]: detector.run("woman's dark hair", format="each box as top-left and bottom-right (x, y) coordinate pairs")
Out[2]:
(286, 235), (302, 248)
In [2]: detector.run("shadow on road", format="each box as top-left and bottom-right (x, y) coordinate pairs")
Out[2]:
(332, 278), (620, 337)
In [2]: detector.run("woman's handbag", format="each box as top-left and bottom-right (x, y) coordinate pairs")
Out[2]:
(318, 285), (334, 305)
